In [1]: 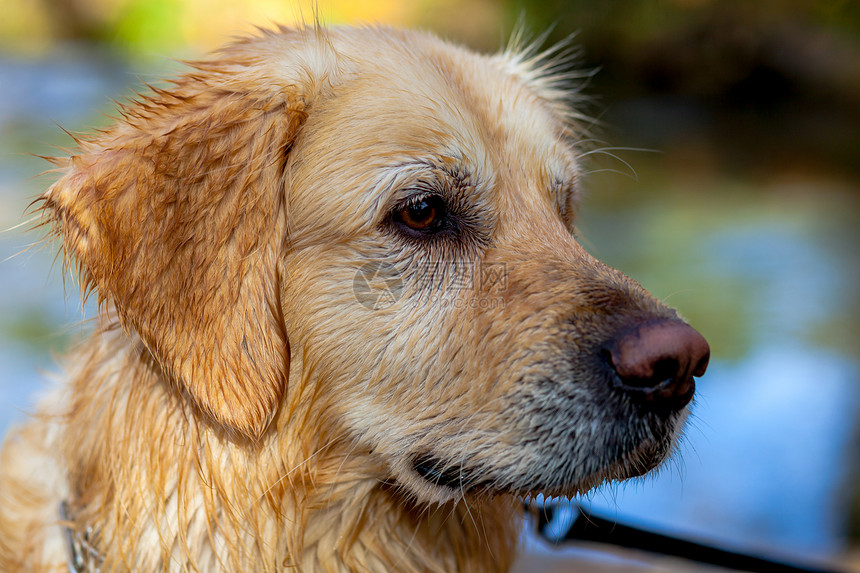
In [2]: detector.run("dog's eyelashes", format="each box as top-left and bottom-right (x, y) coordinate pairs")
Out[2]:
(392, 194), (450, 236)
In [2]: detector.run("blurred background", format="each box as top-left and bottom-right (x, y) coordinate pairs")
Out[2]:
(1, 0), (858, 570)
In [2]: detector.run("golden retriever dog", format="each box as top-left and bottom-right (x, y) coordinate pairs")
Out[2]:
(0, 24), (709, 572)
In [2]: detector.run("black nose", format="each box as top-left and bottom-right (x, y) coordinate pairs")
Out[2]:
(603, 319), (710, 412)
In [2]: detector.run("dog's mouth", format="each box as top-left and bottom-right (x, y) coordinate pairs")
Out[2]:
(410, 449), (661, 498)
(409, 410), (682, 498)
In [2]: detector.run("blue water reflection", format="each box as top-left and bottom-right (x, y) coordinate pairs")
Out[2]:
(702, 224), (849, 345)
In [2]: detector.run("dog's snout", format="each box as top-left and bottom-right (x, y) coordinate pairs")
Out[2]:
(603, 320), (710, 411)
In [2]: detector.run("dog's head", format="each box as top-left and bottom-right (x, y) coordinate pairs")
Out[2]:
(41, 25), (708, 504)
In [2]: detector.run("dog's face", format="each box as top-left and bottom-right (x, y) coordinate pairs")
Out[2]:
(42, 26), (708, 505)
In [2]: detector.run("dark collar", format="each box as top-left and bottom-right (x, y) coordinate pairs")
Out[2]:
(60, 501), (102, 573)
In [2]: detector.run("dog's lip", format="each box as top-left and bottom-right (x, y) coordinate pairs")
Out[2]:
(412, 455), (491, 492)
(412, 455), (468, 488)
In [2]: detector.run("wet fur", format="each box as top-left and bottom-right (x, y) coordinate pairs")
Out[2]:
(1, 25), (688, 572)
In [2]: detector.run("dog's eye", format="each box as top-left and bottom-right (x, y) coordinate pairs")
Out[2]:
(394, 195), (448, 234)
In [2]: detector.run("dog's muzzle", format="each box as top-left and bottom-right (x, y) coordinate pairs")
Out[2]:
(410, 318), (710, 494)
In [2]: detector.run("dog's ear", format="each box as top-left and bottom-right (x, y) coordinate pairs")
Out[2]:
(40, 46), (315, 439)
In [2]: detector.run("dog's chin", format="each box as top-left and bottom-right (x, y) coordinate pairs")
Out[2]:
(395, 407), (687, 505)
(570, 433), (673, 492)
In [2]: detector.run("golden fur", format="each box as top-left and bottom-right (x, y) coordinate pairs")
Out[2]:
(1, 25), (699, 572)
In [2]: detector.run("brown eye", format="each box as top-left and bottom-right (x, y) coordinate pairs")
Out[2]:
(396, 195), (446, 232)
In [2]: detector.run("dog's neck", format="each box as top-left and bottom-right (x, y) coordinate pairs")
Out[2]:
(56, 322), (519, 572)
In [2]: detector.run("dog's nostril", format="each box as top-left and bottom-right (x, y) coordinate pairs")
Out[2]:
(618, 357), (679, 390)
(604, 319), (710, 411)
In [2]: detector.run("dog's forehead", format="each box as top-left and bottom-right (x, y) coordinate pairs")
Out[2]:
(283, 28), (581, 237)
(352, 38), (573, 174)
